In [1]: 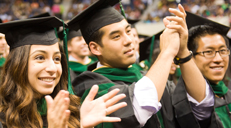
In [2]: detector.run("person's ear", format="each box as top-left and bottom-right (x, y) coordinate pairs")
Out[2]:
(89, 41), (102, 56)
(67, 42), (72, 52)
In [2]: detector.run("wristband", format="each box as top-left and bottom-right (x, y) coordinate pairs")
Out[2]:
(174, 51), (193, 65)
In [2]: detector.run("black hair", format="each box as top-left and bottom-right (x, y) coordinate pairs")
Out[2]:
(188, 25), (229, 55)
(90, 28), (105, 46)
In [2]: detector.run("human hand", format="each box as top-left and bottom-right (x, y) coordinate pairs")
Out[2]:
(46, 90), (70, 128)
(165, 4), (189, 58)
(80, 85), (127, 128)
(160, 20), (180, 58)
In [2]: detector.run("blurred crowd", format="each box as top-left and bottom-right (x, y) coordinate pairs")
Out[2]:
(0, 0), (151, 22)
(1, 0), (231, 25)
(0, 0), (58, 22)
(67, 0), (152, 20)
(145, 0), (231, 25)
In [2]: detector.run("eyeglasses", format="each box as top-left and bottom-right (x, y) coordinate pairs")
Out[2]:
(194, 49), (230, 58)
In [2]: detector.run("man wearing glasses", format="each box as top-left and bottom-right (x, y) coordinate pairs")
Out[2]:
(191, 30), (230, 85)
(189, 25), (231, 128)
(172, 12), (231, 128)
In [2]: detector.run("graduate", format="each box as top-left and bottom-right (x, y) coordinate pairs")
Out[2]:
(59, 29), (96, 81)
(69, 0), (209, 127)
(0, 16), (127, 128)
(66, 29), (95, 76)
(172, 11), (231, 128)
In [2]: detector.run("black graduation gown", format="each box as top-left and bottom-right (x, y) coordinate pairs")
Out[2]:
(172, 76), (227, 128)
(143, 80), (179, 128)
(72, 70), (178, 128)
(70, 69), (78, 83)
(69, 60), (96, 83)
(73, 71), (140, 128)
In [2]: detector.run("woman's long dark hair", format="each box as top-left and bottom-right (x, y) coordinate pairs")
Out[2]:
(0, 43), (80, 128)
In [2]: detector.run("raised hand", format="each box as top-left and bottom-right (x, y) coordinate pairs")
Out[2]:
(80, 85), (127, 128)
(46, 90), (70, 128)
(160, 19), (180, 58)
(165, 4), (189, 58)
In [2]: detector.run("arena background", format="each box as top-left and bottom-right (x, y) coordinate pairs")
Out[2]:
(0, 0), (230, 37)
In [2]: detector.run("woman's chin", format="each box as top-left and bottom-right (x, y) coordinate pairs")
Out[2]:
(37, 89), (54, 96)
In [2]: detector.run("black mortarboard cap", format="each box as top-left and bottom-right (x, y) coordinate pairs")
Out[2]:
(139, 29), (163, 62)
(127, 19), (139, 25)
(67, 0), (124, 44)
(30, 12), (51, 18)
(30, 12), (61, 35)
(0, 16), (65, 50)
(127, 18), (139, 28)
(67, 30), (82, 40)
(138, 34), (149, 40)
(186, 11), (230, 35)
(59, 29), (82, 41)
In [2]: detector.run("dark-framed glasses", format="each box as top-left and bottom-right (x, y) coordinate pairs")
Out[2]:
(194, 49), (230, 58)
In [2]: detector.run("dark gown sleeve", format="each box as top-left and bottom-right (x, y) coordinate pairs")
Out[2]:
(143, 80), (179, 128)
(160, 81), (178, 128)
(172, 76), (205, 128)
(108, 83), (140, 128)
(72, 71), (141, 128)
(172, 76), (223, 128)
(70, 69), (78, 83)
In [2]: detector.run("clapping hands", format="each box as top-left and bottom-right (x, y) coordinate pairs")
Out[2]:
(80, 85), (127, 128)
(46, 90), (70, 128)
(45, 85), (127, 128)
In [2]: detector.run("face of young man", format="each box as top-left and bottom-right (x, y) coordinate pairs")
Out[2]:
(131, 28), (140, 53)
(96, 19), (136, 68)
(68, 36), (90, 58)
(193, 34), (229, 84)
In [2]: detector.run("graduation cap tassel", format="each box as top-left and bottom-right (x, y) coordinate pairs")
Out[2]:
(62, 20), (75, 95)
(54, 28), (58, 38)
(148, 35), (155, 69)
(119, 1), (126, 19)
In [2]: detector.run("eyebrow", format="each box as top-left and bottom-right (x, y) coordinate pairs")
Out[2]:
(109, 24), (131, 36)
(30, 50), (61, 56)
(219, 45), (227, 48)
(204, 45), (227, 50)
(126, 24), (131, 29)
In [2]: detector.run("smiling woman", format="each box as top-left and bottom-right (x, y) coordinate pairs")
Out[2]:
(0, 16), (127, 128)
(28, 43), (62, 96)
